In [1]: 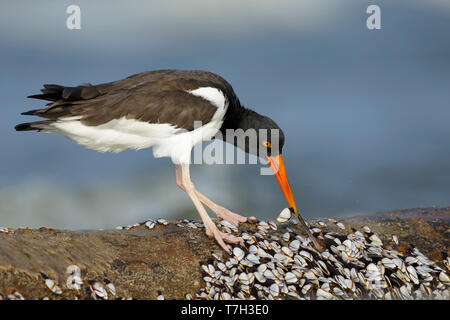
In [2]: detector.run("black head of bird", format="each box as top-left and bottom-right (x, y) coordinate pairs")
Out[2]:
(226, 110), (285, 156)
(222, 109), (303, 220)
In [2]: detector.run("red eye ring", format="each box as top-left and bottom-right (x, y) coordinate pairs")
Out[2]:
(262, 140), (272, 148)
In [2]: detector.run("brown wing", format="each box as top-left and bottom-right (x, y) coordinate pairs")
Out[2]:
(21, 70), (234, 131)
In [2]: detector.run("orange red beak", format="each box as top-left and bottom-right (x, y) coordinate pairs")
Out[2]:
(267, 154), (299, 217)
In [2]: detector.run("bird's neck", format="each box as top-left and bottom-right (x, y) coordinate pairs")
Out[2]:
(221, 105), (263, 133)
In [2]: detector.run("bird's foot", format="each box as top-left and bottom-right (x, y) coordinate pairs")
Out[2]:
(211, 206), (247, 227)
(204, 223), (243, 253)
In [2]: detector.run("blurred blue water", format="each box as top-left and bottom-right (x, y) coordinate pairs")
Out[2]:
(1, 1), (449, 229)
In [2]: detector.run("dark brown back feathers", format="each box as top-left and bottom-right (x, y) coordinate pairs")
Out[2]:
(17, 69), (241, 131)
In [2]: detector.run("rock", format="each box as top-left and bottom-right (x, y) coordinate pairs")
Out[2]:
(0, 206), (448, 300)
(330, 206), (449, 260)
(0, 224), (212, 299)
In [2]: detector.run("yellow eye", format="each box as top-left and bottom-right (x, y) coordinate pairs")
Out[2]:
(262, 141), (272, 148)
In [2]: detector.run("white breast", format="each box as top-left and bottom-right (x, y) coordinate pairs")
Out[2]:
(43, 87), (228, 164)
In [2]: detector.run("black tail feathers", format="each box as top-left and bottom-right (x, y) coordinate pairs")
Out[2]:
(15, 120), (53, 132)
(27, 84), (64, 101)
(21, 109), (40, 116)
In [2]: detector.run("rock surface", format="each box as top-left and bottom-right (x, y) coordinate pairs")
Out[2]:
(0, 206), (448, 300)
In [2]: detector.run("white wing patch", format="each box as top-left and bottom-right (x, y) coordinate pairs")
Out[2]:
(187, 87), (227, 121)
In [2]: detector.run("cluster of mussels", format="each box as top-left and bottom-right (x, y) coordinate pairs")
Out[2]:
(0, 264), (121, 300)
(194, 210), (450, 300)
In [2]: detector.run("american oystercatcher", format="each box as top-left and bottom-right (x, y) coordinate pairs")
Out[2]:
(15, 70), (318, 252)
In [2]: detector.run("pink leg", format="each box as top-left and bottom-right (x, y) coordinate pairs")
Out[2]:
(194, 191), (248, 226)
(175, 165), (243, 253)
(175, 166), (248, 226)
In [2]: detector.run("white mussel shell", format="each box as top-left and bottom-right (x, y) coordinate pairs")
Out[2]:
(276, 208), (292, 223)
(145, 220), (156, 229)
(246, 253), (260, 265)
(220, 292), (231, 300)
(256, 247), (271, 258)
(45, 279), (62, 295)
(257, 264), (268, 274)
(240, 259), (254, 268)
(392, 235), (399, 245)
(399, 285), (413, 300)
(444, 257), (450, 270)
(294, 255), (308, 267)
(238, 273), (249, 285)
(336, 222), (345, 230)
(258, 221), (270, 230)
(217, 262), (227, 272)
(362, 226), (371, 233)
(208, 264), (215, 275)
(317, 260), (330, 276)
(254, 271), (266, 283)
(220, 220), (238, 232)
(267, 220), (277, 230)
(316, 288), (336, 300)
(274, 253), (292, 265)
(405, 256), (418, 265)
(91, 282), (108, 299)
(381, 258), (396, 269)
(350, 268), (359, 282)
(299, 250), (313, 262)
(157, 219), (168, 225)
(233, 247), (245, 261)
(407, 265), (419, 285)
(288, 240), (300, 253)
(304, 271), (317, 280)
(285, 272), (297, 284)
(269, 283), (280, 297)
(340, 251), (350, 264)
(201, 265), (210, 275)
(105, 282), (116, 296)
(393, 258), (407, 273)
(369, 234), (383, 246)
(281, 246), (293, 257)
(263, 269), (277, 280)
(333, 287), (345, 296)
(438, 271), (450, 285)
(321, 251), (331, 260)
(301, 284), (312, 295)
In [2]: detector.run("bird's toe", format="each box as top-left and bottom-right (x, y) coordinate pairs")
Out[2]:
(214, 208), (247, 226)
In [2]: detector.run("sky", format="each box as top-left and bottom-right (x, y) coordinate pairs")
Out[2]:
(1, 0), (449, 229)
